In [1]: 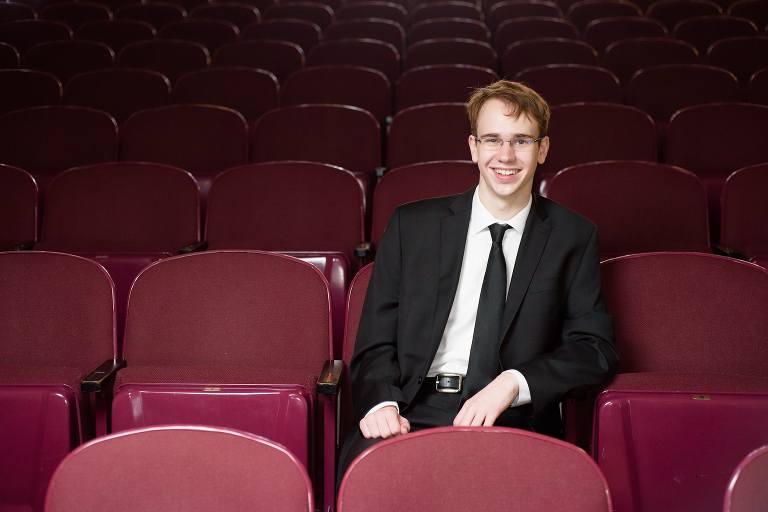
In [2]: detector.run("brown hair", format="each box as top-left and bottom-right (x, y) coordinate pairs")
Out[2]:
(466, 80), (550, 137)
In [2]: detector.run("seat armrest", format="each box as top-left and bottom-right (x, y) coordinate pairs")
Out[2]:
(375, 167), (387, 179)
(179, 241), (208, 254)
(7, 241), (35, 251)
(712, 244), (744, 259)
(317, 360), (344, 396)
(355, 241), (372, 265)
(82, 359), (126, 393)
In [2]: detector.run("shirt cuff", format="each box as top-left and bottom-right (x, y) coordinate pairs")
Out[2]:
(503, 369), (531, 407)
(365, 401), (400, 417)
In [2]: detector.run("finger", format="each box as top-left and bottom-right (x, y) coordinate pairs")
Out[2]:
(483, 413), (496, 427)
(470, 409), (485, 426)
(384, 412), (401, 438)
(453, 404), (467, 426)
(376, 414), (394, 438)
(399, 416), (411, 434)
(359, 418), (372, 439)
(368, 417), (382, 438)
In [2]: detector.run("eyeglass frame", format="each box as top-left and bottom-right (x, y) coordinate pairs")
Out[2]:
(473, 136), (544, 150)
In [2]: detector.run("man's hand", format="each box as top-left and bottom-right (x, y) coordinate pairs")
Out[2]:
(453, 372), (520, 426)
(360, 405), (411, 439)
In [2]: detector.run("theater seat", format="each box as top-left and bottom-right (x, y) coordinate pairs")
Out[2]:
(45, 426), (314, 512)
(723, 445), (768, 512)
(720, 163), (768, 268)
(0, 164), (37, 250)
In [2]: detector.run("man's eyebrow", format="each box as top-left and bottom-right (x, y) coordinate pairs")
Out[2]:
(478, 132), (536, 138)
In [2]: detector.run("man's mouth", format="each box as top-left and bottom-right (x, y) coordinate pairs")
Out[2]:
(493, 168), (520, 176)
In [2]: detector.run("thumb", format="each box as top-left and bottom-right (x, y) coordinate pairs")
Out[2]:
(399, 415), (411, 434)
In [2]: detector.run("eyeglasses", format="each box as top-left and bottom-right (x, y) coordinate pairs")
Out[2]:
(474, 136), (543, 151)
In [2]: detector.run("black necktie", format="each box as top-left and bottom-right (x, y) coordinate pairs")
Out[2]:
(462, 223), (511, 401)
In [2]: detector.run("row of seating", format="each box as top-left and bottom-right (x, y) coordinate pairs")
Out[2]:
(3, 250), (768, 512)
(40, 425), (768, 512)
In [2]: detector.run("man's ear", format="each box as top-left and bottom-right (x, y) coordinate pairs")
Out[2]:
(537, 136), (550, 165)
(469, 135), (478, 163)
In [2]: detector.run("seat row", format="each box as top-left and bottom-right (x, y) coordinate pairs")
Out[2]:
(3, 250), (768, 512)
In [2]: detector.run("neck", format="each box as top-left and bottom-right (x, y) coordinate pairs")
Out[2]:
(478, 190), (530, 221)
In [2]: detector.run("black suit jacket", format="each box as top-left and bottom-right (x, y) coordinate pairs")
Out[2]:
(350, 188), (619, 437)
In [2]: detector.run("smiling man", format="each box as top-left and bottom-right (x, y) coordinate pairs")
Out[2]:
(339, 80), (619, 476)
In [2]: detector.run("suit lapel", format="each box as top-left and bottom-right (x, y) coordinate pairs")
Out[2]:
(500, 195), (551, 337)
(430, 188), (474, 358)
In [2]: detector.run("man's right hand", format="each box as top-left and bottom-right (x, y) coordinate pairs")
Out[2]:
(360, 405), (411, 439)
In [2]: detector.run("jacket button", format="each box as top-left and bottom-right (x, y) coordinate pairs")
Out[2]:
(418, 376), (423, 385)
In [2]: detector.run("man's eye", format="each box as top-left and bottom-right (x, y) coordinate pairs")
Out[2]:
(512, 138), (529, 146)
(485, 138), (501, 144)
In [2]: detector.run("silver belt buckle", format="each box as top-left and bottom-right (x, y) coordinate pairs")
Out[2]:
(435, 373), (463, 393)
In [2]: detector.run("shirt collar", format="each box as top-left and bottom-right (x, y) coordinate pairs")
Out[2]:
(470, 188), (532, 236)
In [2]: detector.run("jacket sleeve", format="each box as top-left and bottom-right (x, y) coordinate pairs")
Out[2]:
(350, 206), (408, 422)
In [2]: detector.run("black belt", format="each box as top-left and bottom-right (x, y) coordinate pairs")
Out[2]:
(424, 374), (464, 393)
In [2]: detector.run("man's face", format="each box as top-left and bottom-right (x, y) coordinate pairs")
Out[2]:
(469, 98), (549, 213)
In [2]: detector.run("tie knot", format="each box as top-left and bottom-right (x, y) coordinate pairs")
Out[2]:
(488, 223), (511, 244)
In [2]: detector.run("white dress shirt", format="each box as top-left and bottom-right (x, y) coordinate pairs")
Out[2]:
(367, 190), (532, 416)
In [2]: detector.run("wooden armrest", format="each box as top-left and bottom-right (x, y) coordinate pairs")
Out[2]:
(317, 360), (344, 396)
(711, 244), (744, 259)
(82, 359), (126, 393)
(7, 241), (35, 251)
(179, 241), (208, 254)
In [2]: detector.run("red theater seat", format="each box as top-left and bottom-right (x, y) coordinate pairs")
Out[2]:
(335, 1), (407, 26)
(189, 2), (261, 29)
(212, 39), (305, 84)
(646, 0), (722, 31)
(487, 1), (563, 34)
(409, 1), (483, 22)
(547, 161), (710, 259)
(566, 0), (643, 32)
(0, 42), (19, 68)
(0, 69), (61, 117)
(603, 37), (699, 88)
(0, 19), (71, 55)
(324, 18), (405, 52)
(672, 15), (757, 54)
(240, 18), (322, 53)
(724, 445), (768, 512)
(22, 39), (114, 85)
(395, 64), (497, 112)
(44, 427), (315, 512)
(159, 18), (240, 54)
(337, 427), (611, 512)
(117, 39), (210, 84)
(583, 16), (668, 52)
(307, 38), (400, 84)
(75, 19), (156, 54)
(115, 2), (186, 31)
(501, 37), (598, 79)
(404, 38), (497, 70)
(410, 18), (491, 43)
(0, 164), (37, 250)
(494, 16), (579, 53)
(39, 1), (112, 31)
(513, 64), (621, 104)
(263, 1), (335, 29)
(707, 36), (768, 85)
(720, 163), (768, 268)
(0, 251), (118, 512)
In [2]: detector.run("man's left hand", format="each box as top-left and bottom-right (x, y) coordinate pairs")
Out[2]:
(453, 372), (520, 426)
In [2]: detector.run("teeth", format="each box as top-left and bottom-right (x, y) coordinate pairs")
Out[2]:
(494, 169), (519, 176)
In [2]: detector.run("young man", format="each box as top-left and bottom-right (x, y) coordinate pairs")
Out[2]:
(340, 80), (618, 472)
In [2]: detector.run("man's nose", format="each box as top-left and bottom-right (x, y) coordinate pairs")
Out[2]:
(497, 140), (515, 161)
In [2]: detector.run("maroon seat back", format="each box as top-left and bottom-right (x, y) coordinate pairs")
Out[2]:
(724, 445), (768, 512)
(501, 37), (598, 79)
(721, 164), (768, 263)
(324, 18), (405, 52)
(583, 16), (668, 52)
(395, 64), (497, 112)
(0, 105), (117, 179)
(282, 65), (391, 123)
(548, 161), (710, 259)
(627, 64), (740, 123)
(172, 67), (279, 122)
(120, 104), (248, 178)
(0, 251), (115, 512)
(603, 37), (699, 86)
(22, 40), (115, 85)
(307, 38), (400, 84)
(64, 68), (171, 125)
(189, 3), (262, 29)
(0, 164), (37, 249)
(0, 19), (72, 55)
(386, 103), (471, 170)
(404, 38), (497, 70)
(748, 67), (768, 106)
(601, 252), (768, 376)
(240, 18), (322, 53)
(666, 103), (768, 240)
(0, 69), (62, 117)
(0, 2), (37, 23)
(251, 104), (381, 177)
(159, 19), (240, 54)
(727, 0), (768, 28)
(707, 36), (768, 85)
(45, 426), (314, 512)
(114, 2), (186, 31)
(0, 42), (19, 69)
(409, 1), (483, 22)
(566, 0), (643, 32)
(410, 18), (491, 43)
(513, 64), (621, 104)
(494, 17), (579, 53)
(646, 0), (722, 31)
(38, 162), (200, 253)
(337, 427), (611, 512)
(117, 39), (210, 84)
(75, 19), (156, 54)
(672, 15), (757, 54)
(212, 40), (305, 84)
(263, 1), (335, 29)
(371, 160), (478, 246)
(536, 102), (656, 193)
(39, 2), (112, 31)
(206, 162), (364, 266)
(335, 2), (407, 25)
(487, 1), (563, 33)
